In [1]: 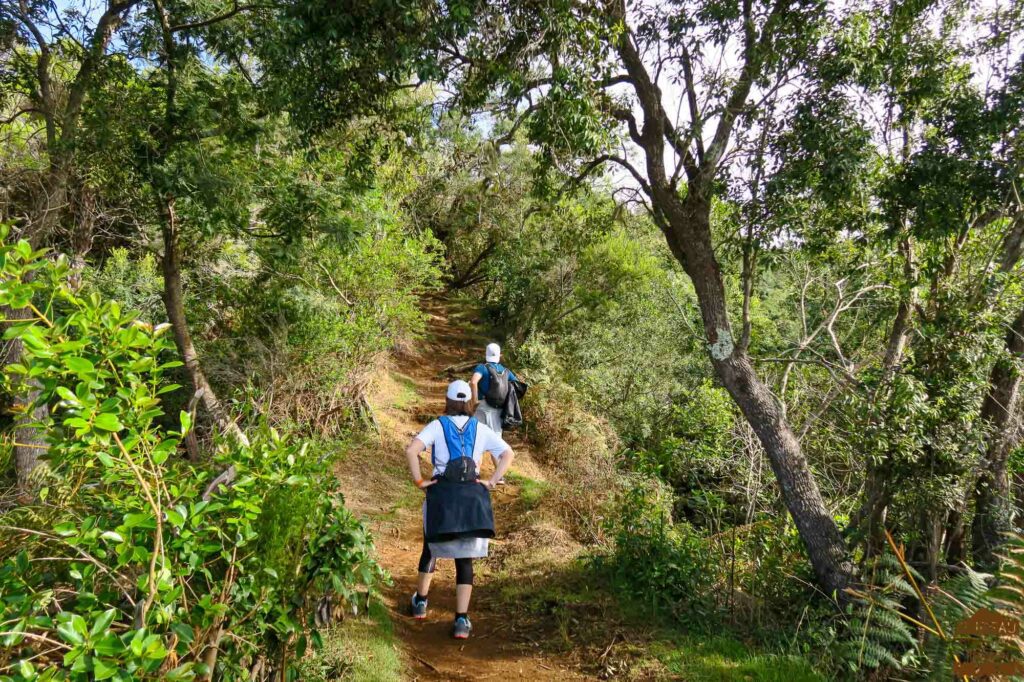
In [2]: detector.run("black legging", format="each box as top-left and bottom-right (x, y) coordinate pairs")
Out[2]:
(418, 539), (474, 585)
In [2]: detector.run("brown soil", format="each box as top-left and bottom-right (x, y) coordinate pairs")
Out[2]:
(336, 301), (599, 681)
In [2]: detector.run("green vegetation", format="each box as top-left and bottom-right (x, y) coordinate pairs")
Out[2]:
(505, 472), (549, 511)
(650, 638), (825, 682)
(0, 238), (380, 679)
(2, 0), (1024, 679)
(296, 602), (402, 682)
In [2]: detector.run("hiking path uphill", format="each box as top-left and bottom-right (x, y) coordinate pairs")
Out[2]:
(335, 299), (598, 681)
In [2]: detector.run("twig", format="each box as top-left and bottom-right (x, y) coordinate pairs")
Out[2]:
(411, 653), (440, 673)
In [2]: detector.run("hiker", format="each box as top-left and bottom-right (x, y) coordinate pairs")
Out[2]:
(470, 342), (519, 482)
(404, 379), (515, 639)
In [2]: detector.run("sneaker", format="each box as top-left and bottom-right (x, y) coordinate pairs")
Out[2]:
(496, 478), (507, 486)
(452, 615), (472, 639)
(410, 593), (427, 620)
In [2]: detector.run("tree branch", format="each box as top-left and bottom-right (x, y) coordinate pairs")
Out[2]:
(170, 1), (275, 32)
(62, 1), (144, 139)
(700, 0), (791, 181)
(564, 154), (651, 196)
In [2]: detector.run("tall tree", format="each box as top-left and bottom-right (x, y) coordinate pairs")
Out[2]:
(434, 0), (856, 595)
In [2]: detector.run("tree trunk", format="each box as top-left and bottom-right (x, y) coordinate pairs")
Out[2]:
(971, 306), (1024, 568)
(3, 304), (49, 498)
(607, 6), (854, 597)
(663, 195), (855, 597)
(158, 195), (247, 447)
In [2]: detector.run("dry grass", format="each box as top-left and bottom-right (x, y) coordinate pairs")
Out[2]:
(522, 379), (622, 544)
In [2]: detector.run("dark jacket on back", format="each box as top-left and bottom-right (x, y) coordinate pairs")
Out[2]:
(502, 381), (524, 429)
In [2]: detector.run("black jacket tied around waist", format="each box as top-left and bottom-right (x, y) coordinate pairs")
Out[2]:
(424, 479), (495, 543)
(424, 415), (496, 543)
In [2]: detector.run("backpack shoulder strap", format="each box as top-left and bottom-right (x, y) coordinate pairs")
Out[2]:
(439, 416), (478, 461)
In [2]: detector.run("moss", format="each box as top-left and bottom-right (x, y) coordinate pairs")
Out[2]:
(387, 371), (421, 409)
(507, 471), (550, 510)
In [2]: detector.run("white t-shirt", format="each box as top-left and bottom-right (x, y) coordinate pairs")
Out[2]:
(416, 415), (509, 477)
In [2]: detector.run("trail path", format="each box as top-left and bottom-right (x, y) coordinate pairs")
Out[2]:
(337, 301), (598, 681)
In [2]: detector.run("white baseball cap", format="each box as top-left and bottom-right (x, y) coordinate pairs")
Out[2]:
(446, 380), (472, 401)
(485, 342), (501, 362)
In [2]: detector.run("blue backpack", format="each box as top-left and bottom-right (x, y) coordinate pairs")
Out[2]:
(435, 416), (479, 483)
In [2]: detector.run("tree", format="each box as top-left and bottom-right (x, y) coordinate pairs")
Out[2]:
(752, 0), (1024, 577)
(1, 0), (144, 492)
(437, 0), (856, 595)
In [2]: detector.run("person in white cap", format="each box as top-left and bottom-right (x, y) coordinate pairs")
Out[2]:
(403, 379), (515, 639)
(470, 342), (518, 483)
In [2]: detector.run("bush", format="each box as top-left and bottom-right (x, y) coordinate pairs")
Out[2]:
(594, 476), (719, 626)
(516, 335), (620, 542)
(0, 234), (381, 680)
(213, 211), (444, 435)
(85, 248), (165, 325)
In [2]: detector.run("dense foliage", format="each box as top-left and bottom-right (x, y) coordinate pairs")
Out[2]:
(2, 0), (1024, 678)
(0, 236), (380, 679)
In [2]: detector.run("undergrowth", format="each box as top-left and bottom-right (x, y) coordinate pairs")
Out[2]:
(295, 601), (401, 682)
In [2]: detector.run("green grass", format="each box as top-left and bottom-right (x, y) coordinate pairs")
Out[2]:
(506, 471), (549, 509)
(297, 600), (402, 682)
(650, 637), (825, 682)
(485, 550), (827, 681)
(387, 372), (420, 409)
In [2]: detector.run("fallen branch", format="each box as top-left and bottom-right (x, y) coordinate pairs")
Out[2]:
(436, 360), (477, 378)
(411, 653), (441, 673)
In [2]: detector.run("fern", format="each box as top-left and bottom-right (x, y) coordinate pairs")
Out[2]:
(838, 542), (998, 679)
(838, 552), (919, 675)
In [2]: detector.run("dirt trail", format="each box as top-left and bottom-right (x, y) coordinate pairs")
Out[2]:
(337, 301), (597, 681)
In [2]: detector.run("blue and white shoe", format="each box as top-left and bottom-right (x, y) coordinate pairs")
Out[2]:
(452, 615), (472, 639)
(410, 593), (427, 620)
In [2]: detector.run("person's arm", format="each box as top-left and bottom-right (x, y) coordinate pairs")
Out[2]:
(484, 447), (515, 489)
(469, 371), (483, 412)
(405, 438), (435, 489)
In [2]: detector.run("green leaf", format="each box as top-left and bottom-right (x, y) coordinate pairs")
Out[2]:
(53, 522), (77, 537)
(55, 386), (78, 403)
(93, 633), (123, 657)
(93, 658), (117, 680)
(65, 357), (95, 375)
(165, 508), (186, 528)
(2, 619), (25, 647)
(179, 410), (192, 436)
(94, 413), (123, 432)
(100, 531), (124, 544)
(56, 621), (84, 646)
(89, 609), (117, 638)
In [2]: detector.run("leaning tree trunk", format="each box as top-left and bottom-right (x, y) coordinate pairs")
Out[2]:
(606, 4), (854, 597)
(663, 193), (855, 597)
(158, 195), (247, 448)
(971, 306), (1024, 568)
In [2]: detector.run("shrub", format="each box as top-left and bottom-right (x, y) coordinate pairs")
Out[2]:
(594, 476), (719, 626)
(0, 233), (381, 680)
(517, 335), (620, 542)
(86, 248), (165, 325)
(214, 216), (443, 435)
